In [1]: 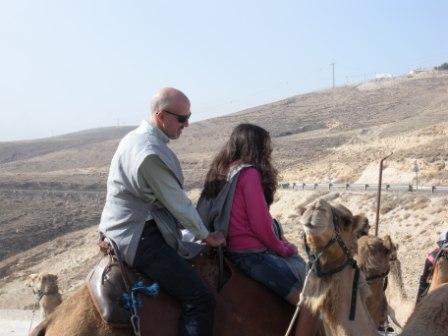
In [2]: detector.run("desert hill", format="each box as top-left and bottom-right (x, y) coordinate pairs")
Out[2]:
(0, 69), (447, 311)
(1, 70), (447, 188)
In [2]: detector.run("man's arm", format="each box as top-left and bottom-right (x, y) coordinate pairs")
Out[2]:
(138, 155), (209, 240)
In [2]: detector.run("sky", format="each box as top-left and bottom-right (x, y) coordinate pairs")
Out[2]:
(0, 0), (447, 141)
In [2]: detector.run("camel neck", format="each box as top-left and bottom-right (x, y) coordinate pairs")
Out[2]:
(324, 268), (378, 336)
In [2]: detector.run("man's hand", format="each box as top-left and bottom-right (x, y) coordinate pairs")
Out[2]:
(204, 231), (226, 247)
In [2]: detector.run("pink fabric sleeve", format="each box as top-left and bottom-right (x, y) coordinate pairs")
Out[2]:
(240, 168), (296, 257)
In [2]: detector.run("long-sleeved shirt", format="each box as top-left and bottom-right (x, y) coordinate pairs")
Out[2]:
(227, 167), (296, 257)
(138, 154), (209, 240)
(99, 120), (208, 264)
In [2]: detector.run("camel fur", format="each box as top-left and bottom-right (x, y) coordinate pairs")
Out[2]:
(401, 283), (448, 336)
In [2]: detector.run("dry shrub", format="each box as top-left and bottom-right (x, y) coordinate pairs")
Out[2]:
(412, 195), (429, 210)
(431, 206), (445, 214)
(379, 195), (401, 214)
(434, 198), (448, 207)
(403, 195), (429, 210)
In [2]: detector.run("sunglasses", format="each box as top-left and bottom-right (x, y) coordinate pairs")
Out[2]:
(162, 110), (191, 123)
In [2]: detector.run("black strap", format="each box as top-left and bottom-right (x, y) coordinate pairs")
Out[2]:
(383, 275), (389, 291)
(349, 266), (360, 321)
(217, 246), (224, 291)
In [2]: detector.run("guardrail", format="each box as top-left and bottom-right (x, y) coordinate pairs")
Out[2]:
(279, 182), (448, 193)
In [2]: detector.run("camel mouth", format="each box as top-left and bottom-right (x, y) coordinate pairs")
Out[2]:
(300, 198), (334, 234)
(301, 209), (333, 234)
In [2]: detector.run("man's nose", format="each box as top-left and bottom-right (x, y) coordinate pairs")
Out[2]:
(183, 120), (189, 127)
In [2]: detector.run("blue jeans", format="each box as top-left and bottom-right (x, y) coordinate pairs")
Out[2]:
(227, 251), (306, 299)
(132, 222), (215, 336)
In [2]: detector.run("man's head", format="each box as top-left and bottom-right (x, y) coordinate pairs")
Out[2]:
(149, 87), (191, 139)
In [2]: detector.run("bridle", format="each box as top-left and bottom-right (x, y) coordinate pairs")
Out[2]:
(364, 268), (390, 291)
(303, 207), (360, 321)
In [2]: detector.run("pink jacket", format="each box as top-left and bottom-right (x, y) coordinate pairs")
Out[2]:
(227, 167), (296, 257)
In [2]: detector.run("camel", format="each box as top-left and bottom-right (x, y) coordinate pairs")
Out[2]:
(428, 249), (448, 292)
(26, 273), (63, 318)
(299, 198), (448, 336)
(30, 253), (321, 336)
(355, 235), (393, 329)
(387, 243), (448, 328)
(400, 283), (448, 336)
(300, 199), (379, 336)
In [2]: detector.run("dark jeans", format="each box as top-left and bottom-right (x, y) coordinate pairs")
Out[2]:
(227, 251), (305, 299)
(132, 222), (215, 336)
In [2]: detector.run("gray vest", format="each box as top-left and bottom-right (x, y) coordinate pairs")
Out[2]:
(99, 120), (200, 265)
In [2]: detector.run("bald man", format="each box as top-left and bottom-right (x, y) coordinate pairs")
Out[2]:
(99, 87), (225, 335)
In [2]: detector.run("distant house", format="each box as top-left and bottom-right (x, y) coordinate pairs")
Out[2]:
(375, 73), (393, 80)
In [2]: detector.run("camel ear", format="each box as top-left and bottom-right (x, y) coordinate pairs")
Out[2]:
(382, 235), (392, 251)
(353, 214), (370, 235)
(26, 273), (38, 286)
(28, 273), (39, 281)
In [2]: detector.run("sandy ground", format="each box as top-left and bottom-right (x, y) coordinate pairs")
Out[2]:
(0, 310), (41, 336)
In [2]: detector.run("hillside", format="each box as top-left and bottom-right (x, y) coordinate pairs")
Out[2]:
(0, 69), (447, 311)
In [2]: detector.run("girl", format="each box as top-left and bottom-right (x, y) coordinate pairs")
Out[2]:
(201, 123), (305, 305)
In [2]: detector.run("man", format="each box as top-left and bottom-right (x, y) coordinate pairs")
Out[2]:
(99, 87), (225, 336)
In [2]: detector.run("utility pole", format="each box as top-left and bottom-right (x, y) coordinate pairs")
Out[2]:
(375, 153), (393, 236)
(412, 161), (420, 190)
(331, 62), (336, 89)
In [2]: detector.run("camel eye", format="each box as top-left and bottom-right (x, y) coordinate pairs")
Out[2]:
(340, 218), (352, 228)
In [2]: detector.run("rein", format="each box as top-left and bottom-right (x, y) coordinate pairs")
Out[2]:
(304, 208), (360, 321)
(32, 288), (58, 302)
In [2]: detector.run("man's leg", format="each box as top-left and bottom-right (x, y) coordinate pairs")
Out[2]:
(133, 223), (215, 336)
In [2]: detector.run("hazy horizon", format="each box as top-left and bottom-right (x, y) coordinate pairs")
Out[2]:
(1, 1), (447, 141)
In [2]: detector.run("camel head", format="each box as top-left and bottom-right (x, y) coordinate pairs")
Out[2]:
(26, 273), (60, 294)
(356, 235), (394, 328)
(357, 235), (393, 281)
(301, 198), (368, 267)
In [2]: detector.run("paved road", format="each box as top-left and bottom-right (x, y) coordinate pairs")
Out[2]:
(0, 310), (41, 336)
(280, 182), (448, 194)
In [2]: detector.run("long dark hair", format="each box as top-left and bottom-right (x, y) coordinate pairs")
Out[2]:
(201, 123), (278, 205)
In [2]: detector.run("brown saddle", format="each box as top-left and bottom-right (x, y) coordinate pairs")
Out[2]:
(86, 241), (226, 328)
